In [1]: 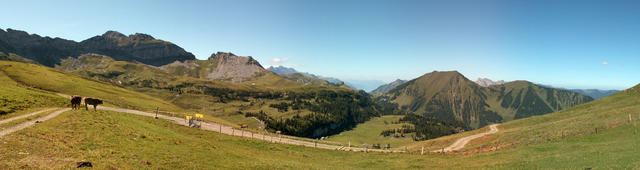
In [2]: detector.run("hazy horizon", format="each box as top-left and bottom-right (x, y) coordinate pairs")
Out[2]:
(1, 0), (638, 90)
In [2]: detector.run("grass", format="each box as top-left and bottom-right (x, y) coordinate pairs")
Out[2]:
(0, 109), (57, 129)
(326, 115), (415, 149)
(0, 66), (68, 115)
(0, 61), (183, 112)
(0, 107), (638, 169)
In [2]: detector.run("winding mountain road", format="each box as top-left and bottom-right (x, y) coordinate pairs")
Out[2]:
(434, 124), (499, 153)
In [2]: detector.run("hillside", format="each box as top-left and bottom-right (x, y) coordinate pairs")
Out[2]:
(409, 84), (640, 157)
(0, 28), (195, 67)
(57, 54), (386, 138)
(386, 71), (593, 128)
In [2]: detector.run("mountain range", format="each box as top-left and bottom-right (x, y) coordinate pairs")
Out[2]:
(0, 28), (195, 67)
(267, 66), (345, 85)
(568, 89), (620, 99)
(383, 71), (594, 128)
(0, 27), (612, 132)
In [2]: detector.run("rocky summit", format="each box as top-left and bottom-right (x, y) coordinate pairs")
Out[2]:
(161, 52), (266, 83)
(475, 78), (505, 87)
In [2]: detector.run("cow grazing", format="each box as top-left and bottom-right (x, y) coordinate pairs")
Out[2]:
(83, 97), (103, 111)
(70, 95), (83, 110)
(241, 124), (249, 128)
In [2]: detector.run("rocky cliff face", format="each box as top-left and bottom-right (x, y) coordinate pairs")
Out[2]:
(0, 28), (195, 67)
(161, 52), (266, 83)
(80, 31), (195, 66)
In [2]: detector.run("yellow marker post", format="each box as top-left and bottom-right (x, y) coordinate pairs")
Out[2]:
(195, 114), (204, 119)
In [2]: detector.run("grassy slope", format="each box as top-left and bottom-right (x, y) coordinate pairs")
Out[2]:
(409, 84), (640, 152)
(57, 55), (359, 130)
(0, 61), (182, 112)
(326, 115), (415, 149)
(0, 64), (67, 115)
(1, 108), (638, 169)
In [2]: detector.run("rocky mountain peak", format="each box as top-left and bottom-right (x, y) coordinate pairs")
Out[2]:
(102, 31), (127, 40)
(475, 78), (506, 87)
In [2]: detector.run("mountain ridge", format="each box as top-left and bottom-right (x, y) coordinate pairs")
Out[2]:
(0, 28), (195, 67)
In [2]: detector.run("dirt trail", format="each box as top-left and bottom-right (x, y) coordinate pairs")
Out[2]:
(97, 105), (403, 153)
(0, 108), (71, 137)
(434, 124), (499, 153)
(0, 108), (57, 125)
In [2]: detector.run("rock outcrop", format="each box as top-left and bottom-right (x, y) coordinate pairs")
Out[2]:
(161, 52), (266, 83)
(475, 78), (505, 87)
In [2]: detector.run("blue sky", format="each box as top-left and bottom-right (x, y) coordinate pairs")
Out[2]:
(1, 0), (638, 90)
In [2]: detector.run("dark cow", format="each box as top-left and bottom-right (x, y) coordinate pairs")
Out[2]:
(84, 97), (103, 111)
(241, 124), (249, 128)
(70, 95), (83, 110)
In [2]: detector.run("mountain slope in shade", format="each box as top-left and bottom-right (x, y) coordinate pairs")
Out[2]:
(386, 71), (593, 128)
(0, 28), (195, 67)
(371, 79), (407, 94)
(161, 52), (267, 83)
(475, 78), (505, 87)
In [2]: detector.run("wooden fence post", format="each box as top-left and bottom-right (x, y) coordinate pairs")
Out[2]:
(595, 128), (597, 134)
(219, 124), (222, 133)
(421, 146), (424, 155)
(441, 146), (444, 155)
(232, 128), (234, 136)
(155, 107), (159, 119)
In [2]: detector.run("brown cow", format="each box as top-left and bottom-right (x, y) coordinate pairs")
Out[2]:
(70, 95), (83, 110)
(241, 124), (248, 128)
(83, 97), (103, 111)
